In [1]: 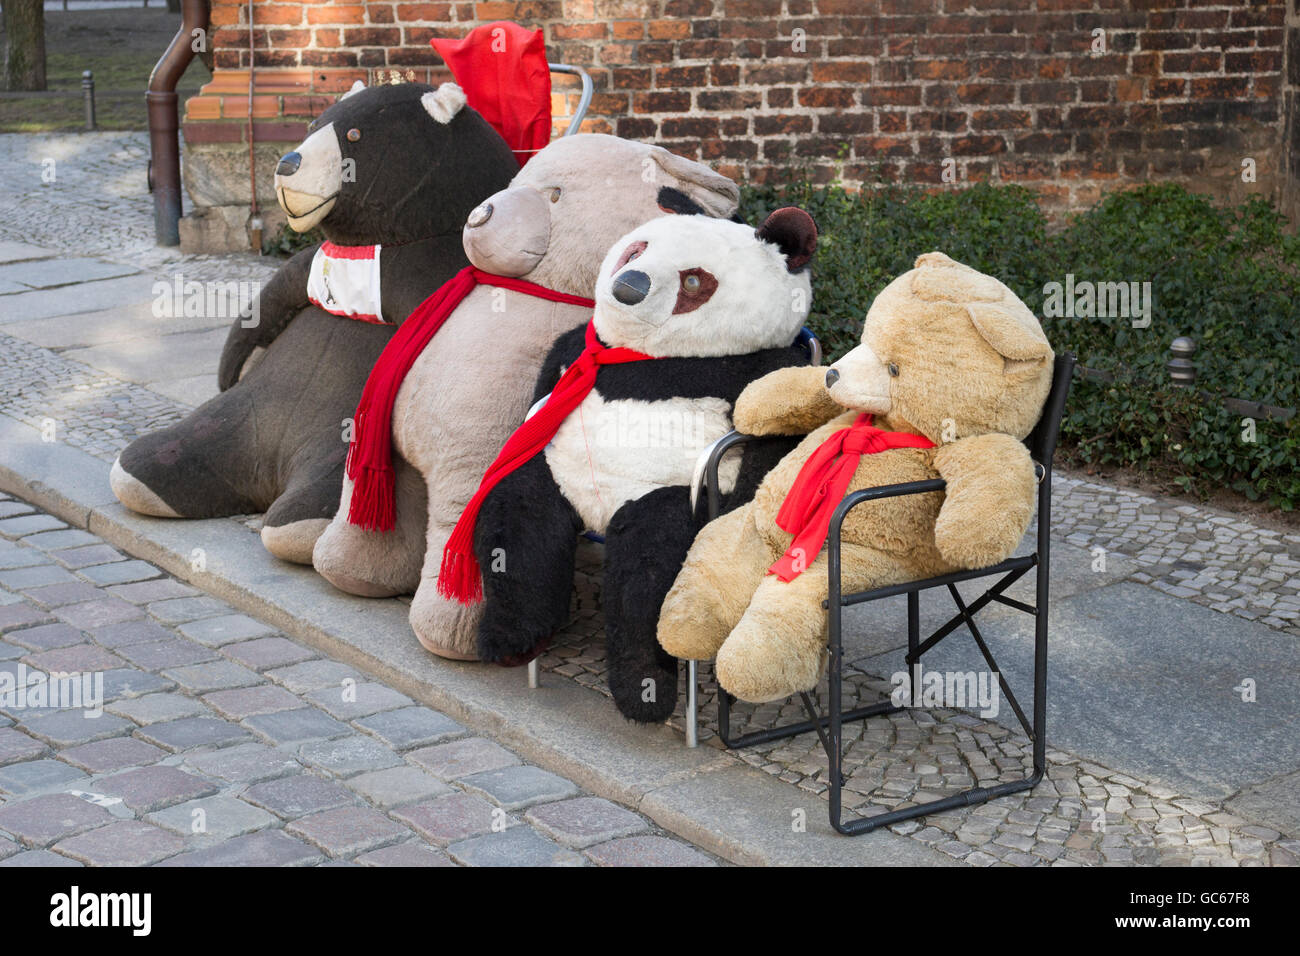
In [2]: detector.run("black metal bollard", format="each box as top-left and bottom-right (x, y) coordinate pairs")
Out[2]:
(1168, 336), (1197, 388)
(82, 70), (96, 131)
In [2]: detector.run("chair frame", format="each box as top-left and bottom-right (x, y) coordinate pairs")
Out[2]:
(693, 353), (1075, 833)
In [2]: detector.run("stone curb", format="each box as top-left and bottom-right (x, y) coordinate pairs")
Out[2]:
(0, 414), (952, 866)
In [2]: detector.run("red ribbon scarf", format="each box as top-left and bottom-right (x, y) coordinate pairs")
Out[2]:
(345, 266), (595, 532)
(768, 414), (936, 582)
(438, 320), (654, 604)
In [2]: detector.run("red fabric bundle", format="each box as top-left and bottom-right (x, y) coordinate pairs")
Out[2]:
(430, 22), (553, 167)
(768, 414), (937, 582)
(345, 266), (594, 532)
(438, 321), (654, 603)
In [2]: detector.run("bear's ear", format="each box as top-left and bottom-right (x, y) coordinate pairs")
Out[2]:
(421, 83), (467, 124)
(649, 146), (740, 218)
(340, 80), (366, 100)
(967, 300), (1053, 375)
(755, 207), (818, 272)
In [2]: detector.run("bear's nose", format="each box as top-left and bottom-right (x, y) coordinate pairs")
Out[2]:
(466, 202), (493, 228)
(825, 368), (840, 388)
(612, 270), (651, 305)
(276, 151), (301, 177)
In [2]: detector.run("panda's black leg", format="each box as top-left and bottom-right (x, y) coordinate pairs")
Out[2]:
(474, 455), (582, 664)
(602, 485), (697, 723)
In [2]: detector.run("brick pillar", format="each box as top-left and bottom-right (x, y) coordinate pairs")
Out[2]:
(1285, 0), (1300, 223)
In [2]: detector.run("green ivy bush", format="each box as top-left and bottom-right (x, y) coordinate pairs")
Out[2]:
(739, 180), (1300, 510)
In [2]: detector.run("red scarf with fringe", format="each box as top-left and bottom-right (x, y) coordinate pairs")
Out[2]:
(768, 414), (936, 582)
(438, 320), (653, 603)
(345, 266), (595, 532)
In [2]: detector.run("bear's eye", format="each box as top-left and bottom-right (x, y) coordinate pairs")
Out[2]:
(307, 119), (321, 134)
(888, 363), (900, 377)
(347, 128), (361, 142)
(672, 268), (718, 315)
(547, 187), (562, 203)
(683, 274), (701, 293)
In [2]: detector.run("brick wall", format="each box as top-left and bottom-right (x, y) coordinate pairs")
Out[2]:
(187, 0), (1297, 218)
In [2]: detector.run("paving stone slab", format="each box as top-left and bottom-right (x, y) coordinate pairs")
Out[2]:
(0, 602), (52, 632)
(202, 684), (301, 720)
(223, 636), (315, 671)
(94, 765), (219, 813)
(0, 257), (136, 290)
(146, 596), (230, 625)
(60, 736), (166, 773)
(24, 643), (123, 673)
(106, 578), (197, 605)
(525, 796), (650, 849)
(297, 734), (402, 778)
(3, 622), (83, 650)
(0, 792), (114, 846)
(348, 766), (452, 808)
(0, 545), (48, 571)
(146, 794), (277, 841)
(287, 805), (412, 857)
(55, 819), (183, 866)
(178, 614), (276, 648)
(18, 711), (133, 749)
(136, 716), (253, 753)
(54, 597), (144, 630)
(391, 792), (509, 846)
(459, 765), (580, 811)
(264, 659), (363, 694)
(448, 825), (583, 867)
(115, 637), (219, 670)
(0, 726), (48, 766)
(183, 742), (301, 786)
(352, 706), (465, 751)
(0, 758), (89, 797)
(51, 544), (126, 570)
(0, 565), (78, 590)
(584, 835), (716, 867)
(78, 560), (161, 587)
(98, 669), (175, 701)
(20, 530), (101, 552)
(354, 842), (456, 867)
(155, 829), (321, 867)
(91, 618), (176, 648)
(408, 738), (520, 782)
(307, 681), (412, 720)
(22, 582), (104, 608)
(106, 691), (211, 726)
(242, 774), (359, 820)
(0, 514), (67, 538)
(162, 660), (261, 694)
(243, 707), (352, 746)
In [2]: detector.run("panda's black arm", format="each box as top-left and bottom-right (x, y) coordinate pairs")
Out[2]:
(530, 322), (589, 405)
(216, 243), (319, 392)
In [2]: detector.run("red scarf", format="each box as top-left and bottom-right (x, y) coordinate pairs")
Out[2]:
(345, 266), (595, 532)
(439, 321), (654, 603)
(768, 414), (936, 582)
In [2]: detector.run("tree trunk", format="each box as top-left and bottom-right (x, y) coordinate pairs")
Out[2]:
(2, 0), (47, 92)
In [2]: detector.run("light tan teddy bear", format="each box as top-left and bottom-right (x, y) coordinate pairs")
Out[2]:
(658, 252), (1055, 704)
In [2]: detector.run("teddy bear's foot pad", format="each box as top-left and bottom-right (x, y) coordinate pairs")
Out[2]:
(261, 518), (331, 565)
(494, 634), (554, 669)
(109, 458), (182, 518)
(415, 628), (481, 662)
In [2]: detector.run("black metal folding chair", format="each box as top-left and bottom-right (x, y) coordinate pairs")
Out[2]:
(695, 353), (1075, 833)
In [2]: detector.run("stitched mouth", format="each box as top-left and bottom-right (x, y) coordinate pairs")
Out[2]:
(278, 186), (339, 220)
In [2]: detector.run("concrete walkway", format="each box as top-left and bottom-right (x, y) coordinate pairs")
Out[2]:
(1, 130), (1298, 866)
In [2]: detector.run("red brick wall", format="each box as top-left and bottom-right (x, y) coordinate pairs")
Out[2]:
(195, 0), (1296, 215)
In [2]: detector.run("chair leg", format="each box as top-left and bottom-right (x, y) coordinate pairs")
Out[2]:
(686, 660), (698, 748)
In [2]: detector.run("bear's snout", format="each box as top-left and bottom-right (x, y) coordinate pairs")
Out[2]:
(824, 368), (840, 388)
(462, 186), (551, 277)
(612, 269), (651, 305)
(276, 152), (302, 177)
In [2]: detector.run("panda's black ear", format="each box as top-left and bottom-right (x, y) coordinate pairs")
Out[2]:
(756, 207), (818, 272)
(656, 186), (706, 216)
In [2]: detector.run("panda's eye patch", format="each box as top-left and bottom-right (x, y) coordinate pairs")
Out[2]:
(888, 363), (900, 377)
(347, 128), (361, 142)
(672, 267), (718, 315)
(612, 240), (647, 275)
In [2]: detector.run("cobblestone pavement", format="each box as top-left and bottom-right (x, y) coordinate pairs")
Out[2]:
(547, 543), (1300, 868)
(0, 495), (719, 866)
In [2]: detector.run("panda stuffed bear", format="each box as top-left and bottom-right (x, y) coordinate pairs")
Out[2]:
(438, 208), (818, 723)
